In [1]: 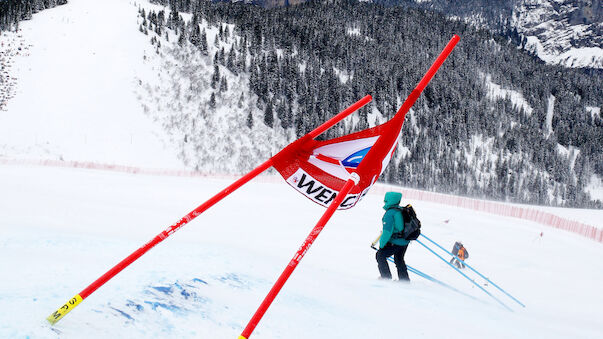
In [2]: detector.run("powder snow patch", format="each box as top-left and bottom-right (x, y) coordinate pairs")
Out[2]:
(105, 278), (212, 323)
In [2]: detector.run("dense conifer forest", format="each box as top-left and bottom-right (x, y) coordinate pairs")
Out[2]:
(145, 0), (602, 207)
(0, 0), (67, 31)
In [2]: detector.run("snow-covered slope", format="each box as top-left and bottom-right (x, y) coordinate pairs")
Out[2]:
(1, 163), (602, 338)
(0, 0), (181, 168)
(134, 8), (287, 174)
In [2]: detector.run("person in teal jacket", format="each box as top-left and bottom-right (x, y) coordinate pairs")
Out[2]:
(375, 191), (410, 281)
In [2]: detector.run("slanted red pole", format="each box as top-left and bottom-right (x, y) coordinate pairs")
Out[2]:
(416, 35), (460, 93)
(239, 177), (358, 339)
(46, 96), (372, 325)
(46, 158), (273, 325)
(79, 159), (274, 301)
(308, 94), (372, 138)
(239, 34), (460, 338)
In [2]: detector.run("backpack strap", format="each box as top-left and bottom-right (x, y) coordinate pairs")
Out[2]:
(388, 206), (405, 240)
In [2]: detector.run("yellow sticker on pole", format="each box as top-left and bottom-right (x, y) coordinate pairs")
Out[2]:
(46, 294), (83, 325)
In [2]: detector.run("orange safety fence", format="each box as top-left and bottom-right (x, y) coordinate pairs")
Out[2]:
(2, 158), (601, 243)
(371, 184), (603, 243)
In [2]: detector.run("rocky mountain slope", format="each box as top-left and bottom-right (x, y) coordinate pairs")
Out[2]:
(392, 0), (603, 69)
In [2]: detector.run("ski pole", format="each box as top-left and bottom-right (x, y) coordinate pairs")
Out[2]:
(371, 232), (382, 248)
(407, 265), (432, 280)
(372, 245), (477, 301)
(46, 158), (274, 325)
(415, 239), (513, 311)
(370, 244), (441, 284)
(420, 234), (525, 308)
(405, 262), (477, 301)
(405, 264), (485, 304)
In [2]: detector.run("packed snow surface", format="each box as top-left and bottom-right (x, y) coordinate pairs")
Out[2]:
(1, 164), (603, 338)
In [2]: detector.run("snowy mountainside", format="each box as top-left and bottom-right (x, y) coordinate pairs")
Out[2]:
(135, 8), (290, 174)
(0, 0), (182, 168)
(251, 0), (308, 8)
(0, 31), (28, 111)
(164, 0), (602, 70)
(2, 0), (601, 208)
(136, 3), (388, 175)
(399, 0), (603, 69)
(141, 0), (603, 208)
(512, 0), (603, 68)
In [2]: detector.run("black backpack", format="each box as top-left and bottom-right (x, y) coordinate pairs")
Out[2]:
(391, 204), (421, 241)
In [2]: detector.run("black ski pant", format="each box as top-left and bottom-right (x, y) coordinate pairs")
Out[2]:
(376, 244), (409, 281)
(450, 258), (465, 269)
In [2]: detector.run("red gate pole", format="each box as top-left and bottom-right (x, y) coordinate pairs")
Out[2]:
(46, 158), (273, 325)
(239, 176), (358, 339)
(239, 35), (460, 338)
(46, 95), (372, 325)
